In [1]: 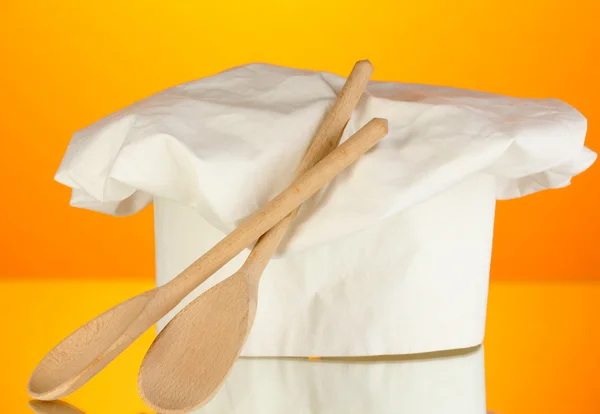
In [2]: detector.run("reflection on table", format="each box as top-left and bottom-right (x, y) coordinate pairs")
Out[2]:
(28, 400), (85, 414)
(31, 346), (490, 414)
(197, 346), (486, 414)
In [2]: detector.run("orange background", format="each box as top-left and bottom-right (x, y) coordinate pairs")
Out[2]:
(1, 2), (599, 413)
(0, 0), (598, 281)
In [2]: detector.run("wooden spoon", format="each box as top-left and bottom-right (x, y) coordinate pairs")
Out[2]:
(28, 400), (85, 414)
(27, 116), (387, 401)
(137, 61), (375, 413)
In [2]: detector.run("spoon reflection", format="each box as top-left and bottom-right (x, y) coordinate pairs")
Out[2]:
(28, 400), (85, 414)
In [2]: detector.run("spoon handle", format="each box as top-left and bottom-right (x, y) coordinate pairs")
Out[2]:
(242, 60), (373, 276)
(168, 118), (388, 299)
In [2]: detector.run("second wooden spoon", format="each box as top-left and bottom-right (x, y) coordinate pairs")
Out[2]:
(138, 63), (378, 413)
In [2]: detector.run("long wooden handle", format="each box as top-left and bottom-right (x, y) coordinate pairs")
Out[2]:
(242, 60), (373, 276)
(169, 118), (388, 298)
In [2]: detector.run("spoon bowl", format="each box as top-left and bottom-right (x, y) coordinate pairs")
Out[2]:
(139, 271), (257, 413)
(28, 292), (154, 400)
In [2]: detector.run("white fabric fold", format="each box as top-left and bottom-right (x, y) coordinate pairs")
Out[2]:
(55, 63), (595, 254)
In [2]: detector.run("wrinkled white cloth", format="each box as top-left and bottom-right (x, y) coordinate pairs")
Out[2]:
(55, 63), (595, 254)
(55, 63), (595, 356)
(197, 346), (487, 414)
(154, 175), (496, 356)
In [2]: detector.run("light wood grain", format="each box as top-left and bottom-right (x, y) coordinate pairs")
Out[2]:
(244, 59), (373, 278)
(137, 61), (375, 413)
(27, 117), (387, 401)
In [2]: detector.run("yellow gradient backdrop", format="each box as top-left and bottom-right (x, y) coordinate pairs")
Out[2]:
(1, 0), (598, 281)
